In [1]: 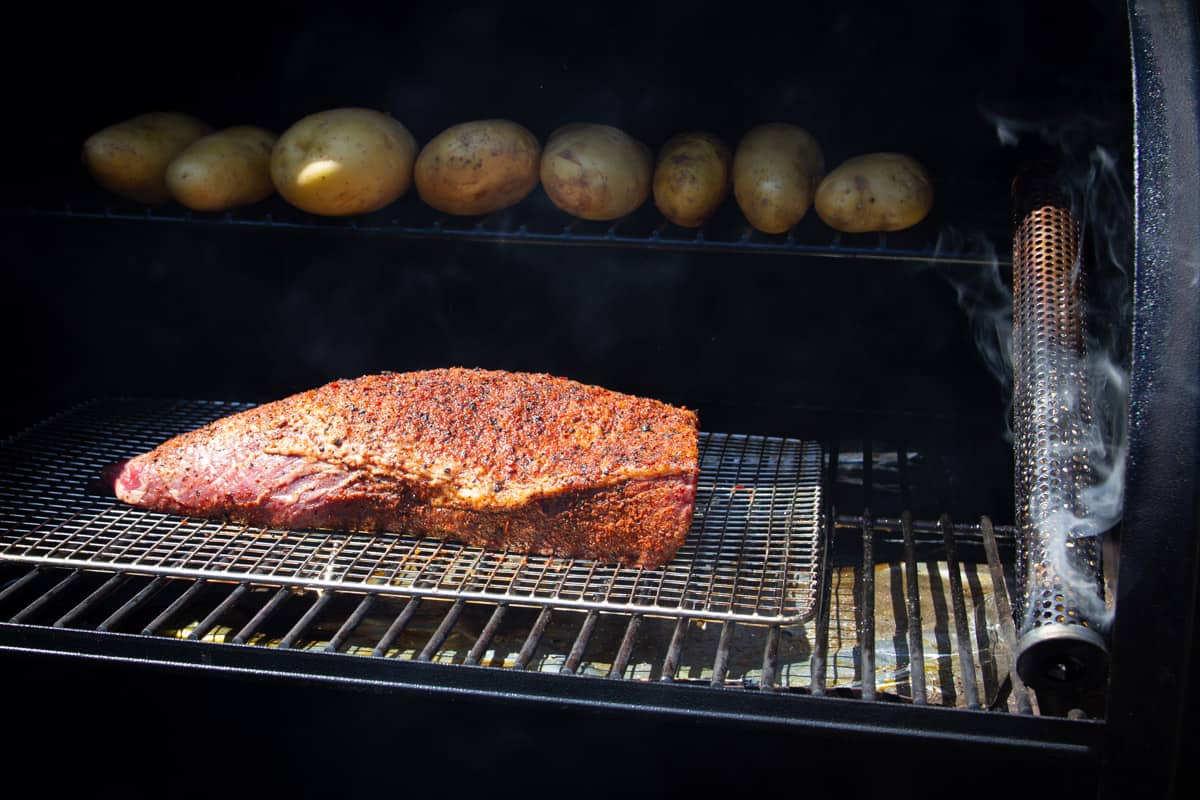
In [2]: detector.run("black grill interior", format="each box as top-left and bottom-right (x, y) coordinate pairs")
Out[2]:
(0, 0), (1149, 792)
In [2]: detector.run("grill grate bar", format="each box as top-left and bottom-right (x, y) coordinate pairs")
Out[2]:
(836, 515), (1018, 541)
(860, 510), (877, 701)
(463, 604), (506, 666)
(373, 598), (422, 657)
(0, 401), (824, 626)
(98, 576), (167, 632)
(465, 603), (508, 666)
(188, 584), (248, 641)
(608, 614), (643, 679)
(513, 607), (553, 670)
(277, 593), (332, 650)
(862, 440), (874, 508)
(326, 595), (375, 653)
(54, 573), (126, 628)
(232, 587), (290, 645)
(901, 512), (928, 704)
(142, 579), (207, 635)
(0, 567), (42, 605)
(897, 447), (913, 510)
(561, 609), (599, 675)
(760, 626), (781, 691)
(710, 621), (736, 687)
(981, 516), (1033, 714)
(417, 600), (465, 661)
(810, 442), (838, 696)
(660, 617), (689, 681)
(940, 516), (981, 709)
(10, 570), (82, 624)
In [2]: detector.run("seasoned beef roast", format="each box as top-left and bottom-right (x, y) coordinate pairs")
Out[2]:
(107, 368), (700, 567)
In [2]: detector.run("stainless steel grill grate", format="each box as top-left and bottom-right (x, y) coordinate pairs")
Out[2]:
(0, 399), (823, 624)
(0, 429), (1029, 711)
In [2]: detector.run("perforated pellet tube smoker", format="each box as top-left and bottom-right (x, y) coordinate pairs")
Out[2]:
(1010, 164), (1110, 712)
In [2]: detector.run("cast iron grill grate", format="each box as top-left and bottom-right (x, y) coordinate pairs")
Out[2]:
(0, 399), (823, 624)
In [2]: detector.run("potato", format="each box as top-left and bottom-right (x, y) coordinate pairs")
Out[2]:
(270, 108), (417, 216)
(165, 126), (277, 211)
(814, 153), (934, 233)
(414, 120), (540, 216)
(652, 132), (731, 228)
(540, 124), (652, 221)
(82, 112), (213, 204)
(732, 123), (824, 234)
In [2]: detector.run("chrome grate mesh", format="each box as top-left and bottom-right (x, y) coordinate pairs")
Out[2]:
(0, 399), (823, 624)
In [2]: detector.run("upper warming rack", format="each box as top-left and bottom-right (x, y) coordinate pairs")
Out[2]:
(22, 179), (1006, 267)
(0, 399), (824, 625)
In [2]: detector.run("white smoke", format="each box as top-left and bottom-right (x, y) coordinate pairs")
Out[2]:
(936, 230), (1014, 423)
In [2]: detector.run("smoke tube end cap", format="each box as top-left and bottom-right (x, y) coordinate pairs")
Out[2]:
(1015, 623), (1109, 692)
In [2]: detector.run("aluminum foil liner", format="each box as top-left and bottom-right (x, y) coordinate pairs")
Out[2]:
(1010, 167), (1108, 698)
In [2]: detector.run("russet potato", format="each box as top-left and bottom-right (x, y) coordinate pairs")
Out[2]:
(652, 132), (731, 228)
(814, 153), (934, 233)
(540, 124), (652, 221)
(270, 108), (417, 216)
(83, 112), (213, 204)
(414, 120), (541, 216)
(166, 126), (277, 212)
(732, 123), (825, 234)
